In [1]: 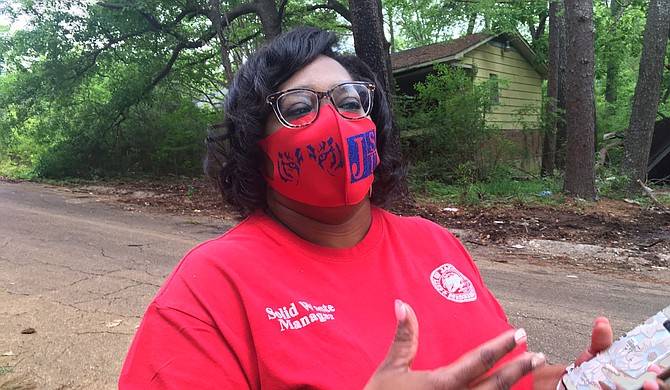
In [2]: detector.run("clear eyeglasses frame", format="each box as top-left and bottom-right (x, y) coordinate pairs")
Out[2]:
(266, 81), (375, 129)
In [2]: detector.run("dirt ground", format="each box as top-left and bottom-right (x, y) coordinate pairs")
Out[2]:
(67, 177), (670, 276)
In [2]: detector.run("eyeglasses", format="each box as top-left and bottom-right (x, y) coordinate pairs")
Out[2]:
(266, 81), (375, 129)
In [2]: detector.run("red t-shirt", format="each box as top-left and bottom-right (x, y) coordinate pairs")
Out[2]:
(119, 206), (532, 389)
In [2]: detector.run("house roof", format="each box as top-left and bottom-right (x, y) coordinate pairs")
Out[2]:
(391, 32), (547, 78)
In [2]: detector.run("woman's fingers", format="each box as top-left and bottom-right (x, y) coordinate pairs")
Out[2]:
(367, 301), (545, 390)
(590, 318), (614, 354)
(377, 300), (420, 372)
(575, 317), (614, 366)
(473, 352), (546, 390)
(433, 328), (540, 387)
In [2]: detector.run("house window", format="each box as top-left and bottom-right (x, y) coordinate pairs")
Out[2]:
(490, 73), (500, 103)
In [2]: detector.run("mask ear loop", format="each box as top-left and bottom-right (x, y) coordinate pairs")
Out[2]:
(368, 184), (373, 199)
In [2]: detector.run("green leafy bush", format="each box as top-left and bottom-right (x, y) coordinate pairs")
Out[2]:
(11, 86), (216, 179)
(396, 64), (512, 185)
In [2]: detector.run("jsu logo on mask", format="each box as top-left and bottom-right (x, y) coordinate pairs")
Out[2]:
(347, 129), (378, 183)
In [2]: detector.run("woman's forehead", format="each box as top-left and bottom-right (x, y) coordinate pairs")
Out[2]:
(278, 56), (352, 92)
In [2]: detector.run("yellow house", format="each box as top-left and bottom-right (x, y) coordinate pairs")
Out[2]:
(391, 32), (547, 168)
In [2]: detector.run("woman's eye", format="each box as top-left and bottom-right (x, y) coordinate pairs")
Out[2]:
(282, 103), (313, 120)
(337, 98), (363, 112)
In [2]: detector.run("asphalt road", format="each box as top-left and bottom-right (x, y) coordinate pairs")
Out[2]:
(1, 181), (668, 389)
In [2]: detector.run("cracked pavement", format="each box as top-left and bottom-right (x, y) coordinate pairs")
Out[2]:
(0, 181), (229, 389)
(1, 181), (668, 389)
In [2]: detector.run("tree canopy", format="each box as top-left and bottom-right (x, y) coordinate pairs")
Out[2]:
(0, 0), (668, 199)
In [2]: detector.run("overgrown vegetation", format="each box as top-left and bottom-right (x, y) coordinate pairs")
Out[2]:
(407, 170), (670, 209)
(0, 79), (218, 179)
(396, 65), (516, 185)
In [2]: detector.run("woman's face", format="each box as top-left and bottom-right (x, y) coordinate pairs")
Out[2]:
(264, 55), (354, 136)
(260, 55), (376, 221)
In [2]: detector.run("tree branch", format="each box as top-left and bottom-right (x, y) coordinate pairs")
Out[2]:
(219, 2), (261, 28)
(534, 12), (547, 41)
(614, 0), (634, 21)
(96, 2), (123, 9)
(228, 30), (263, 49)
(326, 0), (351, 23)
(637, 180), (667, 210)
(143, 38), (209, 97)
(277, 0), (290, 19)
(297, 0), (351, 22)
(75, 28), (154, 77)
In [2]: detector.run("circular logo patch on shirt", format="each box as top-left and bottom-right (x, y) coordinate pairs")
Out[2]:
(430, 263), (477, 303)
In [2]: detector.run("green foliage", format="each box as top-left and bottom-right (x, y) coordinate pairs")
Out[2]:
(0, 0), (233, 179)
(397, 64), (512, 185)
(384, 0), (549, 52)
(282, 0), (348, 37)
(27, 91), (215, 179)
(595, 167), (631, 199)
(593, 167), (670, 209)
(384, 0), (455, 50)
(149, 101), (214, 177)
(410, 172), (562, 207)
(0, 58), (217, 179)
(593, 0), (648, 143)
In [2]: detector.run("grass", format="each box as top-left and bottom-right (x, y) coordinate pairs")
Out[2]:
(410, 173), (670, 209)
(0, 366), (12, 376)
(410, 175), (565, 207)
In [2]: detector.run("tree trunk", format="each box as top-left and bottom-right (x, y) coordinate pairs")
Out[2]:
(541, 0), (560, 177)
(209, 0), (234, 86)
(387, 4), (396, 53)
(467, 13), (477, 35)
(348, 0), (394, 99)
(621, 0), (670, 192)
(563, 0), (597, 199)
(256, 0), (282, 41)
(555, 0), (568, 171)
(604, 0), (625, 116)
(604, 58), (618, 114)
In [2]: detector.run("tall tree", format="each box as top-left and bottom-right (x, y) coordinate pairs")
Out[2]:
(563, 0), (597, 199)
(555, 0), (569, 171)
(620, 0), (670, 191)
(603, 0), (626, 114)
(541, 0), (561, 177)
(349, 0), (393, 98)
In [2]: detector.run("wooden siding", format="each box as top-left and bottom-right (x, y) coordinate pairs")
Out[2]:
(463, 43), (543, 134)
(460, 42), (543, 165)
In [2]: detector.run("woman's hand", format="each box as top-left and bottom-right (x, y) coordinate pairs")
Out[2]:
(544, 317), (669, 390)
(364, 300), (546, 390)
(575, 317), (614, 366)
(533, 317), (615, 389)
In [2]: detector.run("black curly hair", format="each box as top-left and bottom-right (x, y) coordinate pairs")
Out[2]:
(204, 26), (409, 215)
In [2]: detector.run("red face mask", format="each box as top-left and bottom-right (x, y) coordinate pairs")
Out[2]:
(259, 105), (379, 207)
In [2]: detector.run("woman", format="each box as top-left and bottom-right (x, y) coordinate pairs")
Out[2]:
(119, 27), (661, 389)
